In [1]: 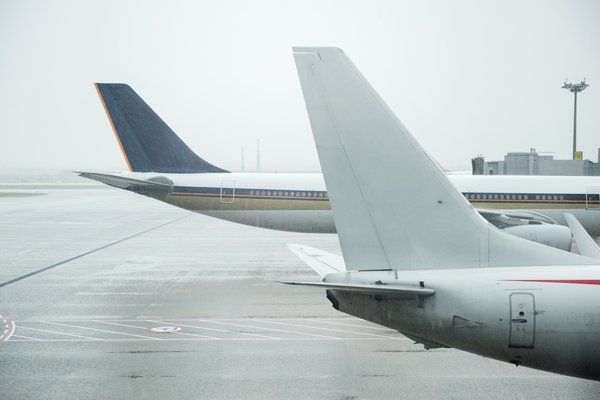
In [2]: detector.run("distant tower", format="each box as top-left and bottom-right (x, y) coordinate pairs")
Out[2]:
(241, 146), (245, 172)
(256, 139), (261, 172)
(562, 79), (589, 159)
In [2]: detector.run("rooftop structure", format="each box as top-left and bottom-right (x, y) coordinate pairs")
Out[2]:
(472, 148), (600, 176)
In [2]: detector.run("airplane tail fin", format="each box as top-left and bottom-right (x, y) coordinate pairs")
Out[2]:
(293, 47), (596, 270)
(94, 83), (228, 174)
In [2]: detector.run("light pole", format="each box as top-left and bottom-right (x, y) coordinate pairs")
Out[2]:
(562, 79), (589, 159)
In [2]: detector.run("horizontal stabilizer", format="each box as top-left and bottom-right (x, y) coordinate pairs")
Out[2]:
(281, 281), (435, 299)
(95, 83), (228, 174)
(78, 172), (172, 198)
(287, 244), (345, 277)
(565, 213), (600, 260)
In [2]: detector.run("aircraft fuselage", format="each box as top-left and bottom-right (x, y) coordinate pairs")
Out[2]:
(323, 266), (600, 381)
(112, 172), (600, 236)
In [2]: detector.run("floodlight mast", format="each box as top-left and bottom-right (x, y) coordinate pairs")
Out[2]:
(562, 79), (589, 159)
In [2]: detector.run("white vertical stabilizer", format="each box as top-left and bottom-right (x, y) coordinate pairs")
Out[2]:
(293, 47), (596, 270)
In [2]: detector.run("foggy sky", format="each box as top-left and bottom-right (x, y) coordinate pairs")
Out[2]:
(1, 0), (599, 174)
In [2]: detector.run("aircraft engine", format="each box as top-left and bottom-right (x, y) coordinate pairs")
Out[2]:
(503, 224), (572, 251)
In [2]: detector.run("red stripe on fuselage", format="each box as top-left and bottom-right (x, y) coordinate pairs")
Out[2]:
(504, 279), (600, 285)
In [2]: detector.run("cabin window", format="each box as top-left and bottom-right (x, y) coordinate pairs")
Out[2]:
(559, 195), (564, 200)
(261, 191), (266, 196)
(494, 194), (498, 200)
(250, 190), (254, 196)
(523, 195), (528, 200)
(517, 195), (522, 200)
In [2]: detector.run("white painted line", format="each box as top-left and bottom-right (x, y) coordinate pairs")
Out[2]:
(253, 319), (406, 339)
(10, 334), (41, 341)
(94, 319), (226, 340)
(149, 326), (181, 333)
(17, 249), (33, 255)
(149, 320), (276, 340)
(76, 292), (160, 296)
(189, 319), (337, 339)
(95, 320), (218, 339)
(39, 321), (161, 340)
(18, 326), (101, 340)
(0, 337), (394, 343)
(303, 318), (396, 331)
(93, 320), (155, 331)
(150, 328), (218, 340)
(0, 314), (15, 343)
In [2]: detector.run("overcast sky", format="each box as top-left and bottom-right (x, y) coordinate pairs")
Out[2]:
(1, 0), (599, 174)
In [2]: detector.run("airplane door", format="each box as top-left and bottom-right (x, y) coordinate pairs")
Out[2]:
(509, 293), (535, 349)
(585, 187), (600, 210)
(220, 179), (235, 204)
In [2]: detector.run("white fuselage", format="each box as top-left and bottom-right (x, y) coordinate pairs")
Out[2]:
(323, 265), (600, 381)
(114, 172), (600, 236)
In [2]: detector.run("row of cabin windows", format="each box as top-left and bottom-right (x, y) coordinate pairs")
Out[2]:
(464, 193), (565, 201)
(248, 190), (326, 198)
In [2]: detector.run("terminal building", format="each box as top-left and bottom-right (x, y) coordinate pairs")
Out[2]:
(472, 148), (600, 176)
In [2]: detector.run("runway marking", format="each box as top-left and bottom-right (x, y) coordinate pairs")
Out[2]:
(6, 318), (408, 343)
(76, 292), (159, 296)
(0, 313), (15, 343)
(149, 320), (277, 340)
(155, 330), (219, 340)
(10, 334), (42, 341)
(18, 326), (102, 340)
(17, 249), (33, 255)
(94, 320), (220, 339)
(189, 319), (338, 339)
(302, 318), (398, 332)
(38, 321), (161, 340)
(252, 319), (403, 339)
(5, 337), (396, 343)
(0, 214), (191, 288)
(94, 320), (159, 331)
(149, 326), (181, 333)
(98, 320), (219, 339)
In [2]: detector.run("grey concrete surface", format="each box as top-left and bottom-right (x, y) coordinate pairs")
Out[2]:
(0, 186), (599, 399)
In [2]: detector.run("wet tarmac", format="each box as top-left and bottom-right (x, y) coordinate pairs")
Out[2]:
(1, 185), (599, 399)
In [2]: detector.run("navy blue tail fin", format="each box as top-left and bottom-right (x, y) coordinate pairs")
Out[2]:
(95, 83), (228, 173)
